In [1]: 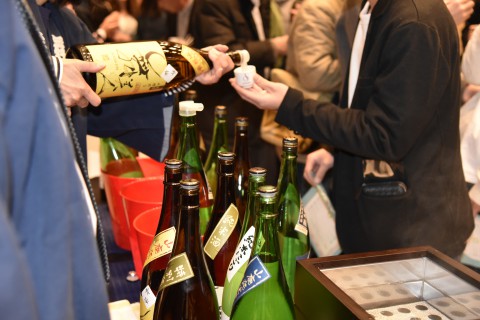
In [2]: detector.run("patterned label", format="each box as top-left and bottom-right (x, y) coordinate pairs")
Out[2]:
(143, 227), (176, 267)
(294, 202), (308, 236)
(226, 226), (255, 282)
(158, 252), (195, 291)
(87, 41), (168, 98)
(204, 204), (239, 259)
(181, 45), (210, 75)
(233, 256), (271, 306)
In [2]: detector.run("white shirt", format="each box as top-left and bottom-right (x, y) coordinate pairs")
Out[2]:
(348, 2), (371, 108)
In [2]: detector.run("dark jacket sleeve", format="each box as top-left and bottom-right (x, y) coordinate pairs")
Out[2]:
(277, 21), (454, 162)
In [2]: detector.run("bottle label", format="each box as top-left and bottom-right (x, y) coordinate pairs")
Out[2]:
(86, 41), (168, 98)
(233, 256), (271, 306)
(158, 252), (195, 291)
(204, 204), (239, 260)
(143, 227), (176, 267)
(181, 45), (210, 75)
(160, 64), (178, 83)
(215, 286), (224, 316)
(294, 202), (309, 236)
(139, 285), (156, 320)
(226, 226), (255, 282)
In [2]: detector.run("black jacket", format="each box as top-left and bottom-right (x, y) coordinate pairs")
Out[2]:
(277, 0), (474, 257)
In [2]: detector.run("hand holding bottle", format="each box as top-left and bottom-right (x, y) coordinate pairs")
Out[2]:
(229, 73), (288, 111)
(61, 58), (105, 108)
(195, 44), (235, 85)
(303, 148), (334, 186)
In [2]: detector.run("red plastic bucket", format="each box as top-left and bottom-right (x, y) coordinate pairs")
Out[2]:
(121, 177), (164, 276)
(102, 157), (164, 250)
(133, 207), (162, 267)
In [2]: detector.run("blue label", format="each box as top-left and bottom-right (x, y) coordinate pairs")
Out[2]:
(233, 255), (271, 306)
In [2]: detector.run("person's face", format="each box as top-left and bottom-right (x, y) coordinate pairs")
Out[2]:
(157, 0), (189, 13)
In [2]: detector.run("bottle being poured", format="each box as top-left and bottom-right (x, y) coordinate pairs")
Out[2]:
(66, 41), (250, 98)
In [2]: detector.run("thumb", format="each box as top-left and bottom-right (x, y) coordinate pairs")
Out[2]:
(74, 60), (105, 73)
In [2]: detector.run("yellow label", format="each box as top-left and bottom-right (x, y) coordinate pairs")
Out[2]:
(86, 41), (168, 98)
(158, 252), (195, 291)
(143, 227), (176, 267)
(181, 45), (210, 76)
(204, 204), (239, 260)
(139, 286), (156, 320)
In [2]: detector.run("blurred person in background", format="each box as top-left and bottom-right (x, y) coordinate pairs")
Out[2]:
(231, 0), (474, 258)
(192, 0), (289, 185)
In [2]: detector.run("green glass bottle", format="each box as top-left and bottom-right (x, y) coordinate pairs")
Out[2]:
(100, 137), (144, 177)
(204, 105), (229, 198)
(233, 117), (251, 223)
(174, 100), (213, 236)
(221, 167), (267, 320)
(139, 159), (182, 320)
(277, 137), (310, 298)
(153, 179), (219, 320)
(231, 185), (295, 320)
(203, 152), (242, 314)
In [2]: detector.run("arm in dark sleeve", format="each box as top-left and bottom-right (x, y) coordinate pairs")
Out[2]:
(277, 21), (453, 162)
(87, 93), (174, 161)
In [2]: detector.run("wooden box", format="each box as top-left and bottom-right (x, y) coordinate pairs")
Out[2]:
(294, 246), (480, 319)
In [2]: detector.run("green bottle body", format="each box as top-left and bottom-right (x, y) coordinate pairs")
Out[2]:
(100, 137), (144, 178)
(175, 113), (213, 236)
(231, 185), (295, 320)
(221, 167), (266, 319)
(233, 117), (250, 224)
(204, 106), (229, 198)
(277, 138), (309, 297)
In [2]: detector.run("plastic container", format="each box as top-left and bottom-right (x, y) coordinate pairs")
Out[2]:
(102, 157), (165, 250)
(133, 207), (162, 267)
(121, 177), (164, 276)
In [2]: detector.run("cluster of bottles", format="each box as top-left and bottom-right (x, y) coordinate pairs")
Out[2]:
(80, 39), (311, 320)
(135, 98), (310, 320)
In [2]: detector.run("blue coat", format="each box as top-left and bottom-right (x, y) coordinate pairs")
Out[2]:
(0, 0), (110, 318)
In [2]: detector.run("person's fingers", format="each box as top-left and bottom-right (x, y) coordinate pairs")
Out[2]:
(75, 60), (105, 73)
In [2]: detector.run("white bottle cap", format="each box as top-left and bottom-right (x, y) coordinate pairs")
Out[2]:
(179, 100), (204, 116)
(238, 50), (250, 66)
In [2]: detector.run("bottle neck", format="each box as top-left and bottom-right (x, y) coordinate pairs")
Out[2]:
(177, 115), (203, 173)
(278, 149), (298, 188)
(252, 198), (281, 263)
(233, 128), (250, 166)
(240, 176), (265, 237)
(205, 116), (228, 168)
(155, 175), (181, 234)
(173, 188), (202, 257)
(214, 168), (237, 211)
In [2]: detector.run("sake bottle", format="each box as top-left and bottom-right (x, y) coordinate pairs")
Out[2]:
(100, 137), (144, 177)
(221, 167), (267, 320)
(165, 90), (198, 161)
(204, 105), (229, 198)
(233, 117), (251, 222)
(277, 137), (310, 297)
(203, 152), (242, 313)
(175, 100), (213, 236)
(139, 159), (182, 320)
(231, 185), (295, 320)
(153, 179), (219, 320)
(66, 41), (250, 98)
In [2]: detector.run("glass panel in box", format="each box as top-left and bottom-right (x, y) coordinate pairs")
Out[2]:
(319, 257), (480, 319)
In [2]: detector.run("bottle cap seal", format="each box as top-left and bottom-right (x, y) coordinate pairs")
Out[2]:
(179, 101), (204, 116)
